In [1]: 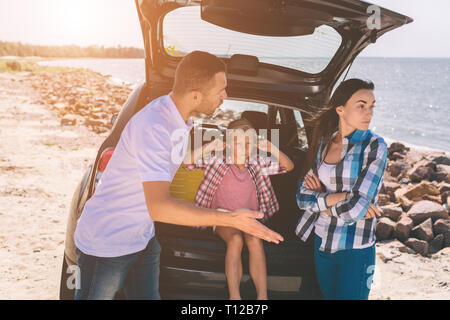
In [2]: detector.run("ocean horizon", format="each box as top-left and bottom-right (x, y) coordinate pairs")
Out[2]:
(38, 57), (450, 154)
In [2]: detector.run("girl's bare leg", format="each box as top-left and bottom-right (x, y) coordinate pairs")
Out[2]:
(215, 226), (244, 300)
(244, 233), (268, 300)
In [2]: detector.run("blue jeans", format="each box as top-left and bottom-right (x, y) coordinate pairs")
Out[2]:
(314, 234), (375, 300)
(74, 236), (161, 300)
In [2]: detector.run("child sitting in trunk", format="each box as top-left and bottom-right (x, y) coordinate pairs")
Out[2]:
(182, 118), (294, 300)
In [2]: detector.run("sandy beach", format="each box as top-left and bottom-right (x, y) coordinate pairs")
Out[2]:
(0, 72), (106, 299)
(0, 70), (448, 300)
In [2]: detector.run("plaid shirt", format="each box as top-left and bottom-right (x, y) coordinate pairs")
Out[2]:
(295, 129), (388, 253)
(184, 154), (287, 222)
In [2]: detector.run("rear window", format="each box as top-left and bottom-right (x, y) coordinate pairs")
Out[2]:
(163, 6), (342, 74)
(192, 99), (268, 127)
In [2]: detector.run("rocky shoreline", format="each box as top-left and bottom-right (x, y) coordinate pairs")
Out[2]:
(18, 68), (450, 258)
(24, 69), (132, 134)
(0, 67), (449, 299)
(376, 143), (450, 256)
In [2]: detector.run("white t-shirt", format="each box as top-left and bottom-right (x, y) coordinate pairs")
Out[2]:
(315, 161), (336, 239)
(74, 93), (193, 257)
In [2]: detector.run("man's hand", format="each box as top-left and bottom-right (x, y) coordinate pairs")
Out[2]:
(143, 181), (284, 244)
(228, 209), (284, 244)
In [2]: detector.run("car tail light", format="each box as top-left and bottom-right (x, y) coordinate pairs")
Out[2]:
(97, 148), (114, 173)
(92, 147), (115, 194)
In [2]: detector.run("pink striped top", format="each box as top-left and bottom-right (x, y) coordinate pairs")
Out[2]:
(210, 164), (259, 212)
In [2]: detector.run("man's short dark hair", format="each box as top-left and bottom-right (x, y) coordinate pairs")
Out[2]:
(173, 51), (227, 95)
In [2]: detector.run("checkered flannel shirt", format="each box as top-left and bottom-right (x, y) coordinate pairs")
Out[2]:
(184, 154), (287, 222)
(295, 129), (388, 253)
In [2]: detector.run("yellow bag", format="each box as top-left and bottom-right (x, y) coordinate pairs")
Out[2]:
(169, 167), (205, 203)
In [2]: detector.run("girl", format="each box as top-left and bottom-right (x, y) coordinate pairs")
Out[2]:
(295, 78), (387, 300)
(183, 118), (294, 300)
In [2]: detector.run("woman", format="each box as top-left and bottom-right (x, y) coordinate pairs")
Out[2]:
(183, 118), (294, 300)
(295, 78), (388, 300)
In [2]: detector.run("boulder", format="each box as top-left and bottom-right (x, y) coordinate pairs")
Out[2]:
(380, 204), (403, 221)
(398, 195), (413, 212)
(407, 200), (448, 225)
(388, 142), (408, 154)
(388, 152), (405, 161)
(429, 234), (444, 254)
(433, 155), (450, 166)
(394, 186), (409, 201)
(381, 181), (401, 202)
(407, 160), (436, 182)
(436, 164), (450, 183)
(433, 219), (450, 235)
(376, 217), (396, 240)
(410, 166), (434, 182)
(441, 190), (450, 205)
(60, 116), (77, 126)
(421, 194), (442, 204)
(405, 150), (425, 165)
(403, 181), (440, 200)
(411, 218), (434, 241)
(381, 181), (401, 194)
(387, 160), (410, 178)
(394, 213), (414, 241)
(431, 171), (448, 183)
(377, 194), (391, 206)
(444, 231), (450, 248)
(399, 178), (410, 184)
(439, 183), (450, 194)
(405, 238), (429, 256)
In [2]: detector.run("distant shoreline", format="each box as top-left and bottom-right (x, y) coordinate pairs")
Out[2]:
(3, 56), (449, 154)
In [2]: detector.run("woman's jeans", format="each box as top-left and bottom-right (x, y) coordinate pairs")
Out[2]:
(74, 236), (161, 300)
(314, 234), (375, 300)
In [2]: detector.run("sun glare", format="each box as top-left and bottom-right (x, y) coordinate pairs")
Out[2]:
(49, 0), (109, 46)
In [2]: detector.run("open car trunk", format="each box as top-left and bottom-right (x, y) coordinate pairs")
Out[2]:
(133, 0), (413, 242)
(61, 0), (413, 301)
(136, 0), (412, 107)
(134, 0), (413, 299)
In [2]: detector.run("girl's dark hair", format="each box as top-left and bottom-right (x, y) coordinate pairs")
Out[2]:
(304, 78), (374, 172)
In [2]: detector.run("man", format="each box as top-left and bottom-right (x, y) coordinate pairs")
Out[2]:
(73, 51), (284, 300)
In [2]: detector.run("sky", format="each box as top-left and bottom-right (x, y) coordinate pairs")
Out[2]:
(0, 0), (449, 58)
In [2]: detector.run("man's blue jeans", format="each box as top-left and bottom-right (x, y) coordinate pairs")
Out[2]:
(74, 236), (161, 300)
(314, 234), (375, 300)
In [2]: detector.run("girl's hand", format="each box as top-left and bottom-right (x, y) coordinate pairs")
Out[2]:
(304, 173), (322, 192)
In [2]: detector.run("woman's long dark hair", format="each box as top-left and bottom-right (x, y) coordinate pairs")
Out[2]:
(303, 78), (375, 173)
